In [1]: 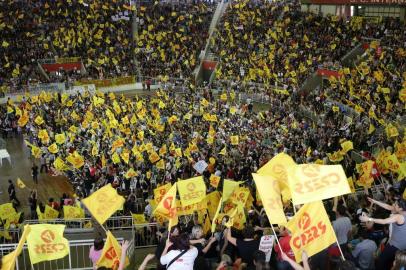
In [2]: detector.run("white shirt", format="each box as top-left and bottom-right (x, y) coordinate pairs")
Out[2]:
(160, 247), (198, 270)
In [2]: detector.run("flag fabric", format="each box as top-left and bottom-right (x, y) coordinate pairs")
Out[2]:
(286, 201), (337, 263)
(0, 203), (17, 221)
(96, 231), (129, 269)
(287, 164), (350, 205)
(257, 153), (295, 202)
(1, 225), (31, 270)
(82, 184), (125, 225)
(16, 178), (26, 189)
(42, 205), (59, 220)
(153, 183), (172, 204)
(153, 183), (178, 229)
(252, 173), (287, 224)
(63, 206), (85, 220)
(348, 177), (356, 193)
(340, 140), (353, 153)
(223, 179), (242, 201)
(26, 224), (69, 264)
(205, 191), (221, 220)
(177, 176), (206, 207)
(131, 213), (146, 224)
(66, 151), (85, 169)
(228, 187), (250, 207)
(211, 198), (223, 233)
(209, 174), (221, 188)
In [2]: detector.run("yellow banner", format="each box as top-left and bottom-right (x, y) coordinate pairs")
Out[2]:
(26, 224), (69, 264)
(223, 179), (242, 202)
(175, 199), (207, 216)
(63, 206), (84, 220)
(228, 187), (250, 207)
(82, 184), (125, 225)
(153, 183), (171, 204)
(177, 176), (206, 207)
(154, 183), (178, 228)
(287, 164), (350, 205)
(0, 203), (17, 221)
(257, 153), (295, 202)
(252, 173), (287, 225)
(286, 201), (337, 262)
(97, 231), (129, 269)
(205, 191), (221, 220)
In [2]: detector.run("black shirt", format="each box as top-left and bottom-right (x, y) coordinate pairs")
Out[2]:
(236, 238), (260, 267)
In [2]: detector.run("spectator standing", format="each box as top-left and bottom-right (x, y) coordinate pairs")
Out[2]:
(8, 179), (20, 207)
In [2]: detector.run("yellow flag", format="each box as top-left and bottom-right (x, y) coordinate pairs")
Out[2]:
(219, 147), (227, 156)
(286, 201), (337, 262)
(63, 206), (85, 220)
(1, 225), (31, 270)
(252, 173), (287, 224)
(386, 123), (399, 138)
(124, 168), (138, 179)
(0, 203), (17, 221)
(26, 224), (69, 264)
(223, 179), (242, 202)
(327, 150), (345, 162)
(257, 153), (295, 202)
(55, 133), (66, 145)
(34, 116), (44, 125)
(42, 205), (59, 220)
(111, 152), (121, 164)
(17, 112), (29, 127)
(54, 157), (68, 171)
(385, 154), (404, 175)
(82, 184), (125, 225)
(16, 178), (26, 189)
(132, 213), (146, 224)
(149, 151), (160, 163)
(228, 187), (250, 207)
(153, 183), (172, 204)
(211, 198), (223, 233)
(220, 93), (227, 101)
(230, 135), (239, 145)
(156, 159), (165, 170)
(340, 140), (353, 153)
(287, 164), (350, 205)
(153, 183), (178, 229)
(205, 191), (221, 220)
(210, 174), (221, 188)
(348, 177), (355, 193)
(178, 176), (206, 207)
(48, 143), (59, 154)
(96, 231), (129, 269)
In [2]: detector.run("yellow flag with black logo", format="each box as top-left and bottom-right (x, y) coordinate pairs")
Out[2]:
(252, 173), (286, 225)
(82, 184), (125, 225)
(27, 224), (69, 264)
(177, 176), (206, 207)
(96, 231), (129, 269)
(286, 201), (337, 262)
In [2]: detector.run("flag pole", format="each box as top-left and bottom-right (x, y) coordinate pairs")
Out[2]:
(335, 237), (346, 261)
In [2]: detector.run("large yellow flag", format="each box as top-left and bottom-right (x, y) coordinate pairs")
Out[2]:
(211, 198), (223, 233)
(1, 225), (31, 270)
(82, 184), (125, 225)
(153, 183), (178, 229)
(26, 224), (69, 264)
(257, 153), (295, 202)
(223, 179), (242, 201)
(177, 176), (206, 207)
(229, 187), (250, 207)
(252, 173), (287, 224)
(286, 201), (337, 262)
(96, 231), (129, 269)
(66, 151), (85, 169)
(287, 164), (350, 205)
(63, 205), (85, 220)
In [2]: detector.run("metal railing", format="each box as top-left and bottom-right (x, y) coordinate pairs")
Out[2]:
(0, 238), (123, 270)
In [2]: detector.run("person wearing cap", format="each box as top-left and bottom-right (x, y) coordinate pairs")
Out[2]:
(359, 197), (406, 270)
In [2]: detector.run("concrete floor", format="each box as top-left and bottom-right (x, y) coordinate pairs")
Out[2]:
(0, 135), (75, 218)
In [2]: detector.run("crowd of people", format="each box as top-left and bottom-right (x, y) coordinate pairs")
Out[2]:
(211, 1), (400, 91)
(0, 0), (405, 269)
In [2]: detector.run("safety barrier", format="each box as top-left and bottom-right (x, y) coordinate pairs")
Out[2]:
(0, 238), (123, 270)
